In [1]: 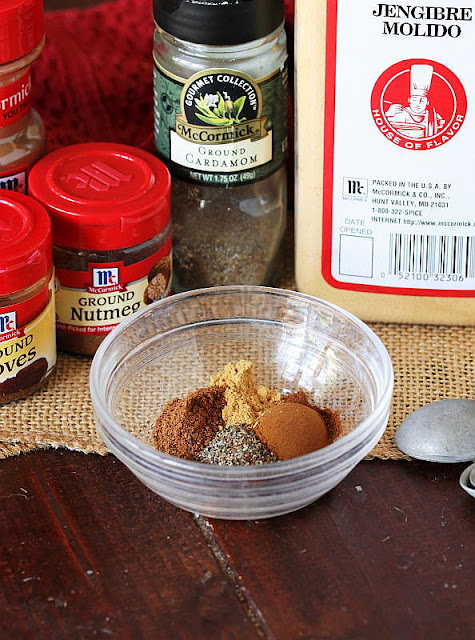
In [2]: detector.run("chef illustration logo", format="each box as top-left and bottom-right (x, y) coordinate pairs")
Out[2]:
(371, 59), (467, 150)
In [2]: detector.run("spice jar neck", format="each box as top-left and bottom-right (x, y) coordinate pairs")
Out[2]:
(0, 37), (44, 141)
(0, 265), (53, 307)
(154, 25), (287, 85)
(0, 37), (45, 83)
(154, 23), (286, 64)
(53, 221), (172, 266)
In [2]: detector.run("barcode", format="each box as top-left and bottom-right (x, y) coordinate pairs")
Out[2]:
(389, 233), (475, 277)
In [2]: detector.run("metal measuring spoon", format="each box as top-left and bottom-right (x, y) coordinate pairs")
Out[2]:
(459, 461), (475, 498)
(395, 399), (475, 463)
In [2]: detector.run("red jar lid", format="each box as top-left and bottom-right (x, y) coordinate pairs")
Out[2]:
(0, 0), (44, 65)
(0, 191), (52, 295)
(28, 143), (172, 251)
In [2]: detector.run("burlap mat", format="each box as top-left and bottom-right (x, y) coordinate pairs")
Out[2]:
(2, 0), (474, 461)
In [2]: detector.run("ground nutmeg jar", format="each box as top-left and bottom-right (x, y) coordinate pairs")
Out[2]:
(29, 142), (172, 356)
(0, 191), (56, 404)
(0, 0), (45, 194)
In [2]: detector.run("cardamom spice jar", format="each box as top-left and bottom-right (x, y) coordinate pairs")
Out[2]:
(0, 192), (56, 404)
(29, 143), (172, 356)
(0, 0), (45, 194)
(153, 0), (288, 291)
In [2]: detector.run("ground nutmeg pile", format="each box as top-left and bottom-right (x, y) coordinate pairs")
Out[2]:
(152, 360), (342, 465)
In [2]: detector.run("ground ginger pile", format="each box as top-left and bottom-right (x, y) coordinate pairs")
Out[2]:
(210, 360), (281, 426)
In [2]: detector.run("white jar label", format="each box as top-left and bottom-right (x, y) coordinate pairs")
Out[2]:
(324, 1), (475, 295)
(0, 166), (28, 194)
(0, 70), (31, 129)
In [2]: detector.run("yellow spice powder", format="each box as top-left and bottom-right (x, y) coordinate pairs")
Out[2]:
(210, 360), (281, 426)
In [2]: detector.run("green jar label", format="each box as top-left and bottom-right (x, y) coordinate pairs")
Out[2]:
(154, 64), (288, 186)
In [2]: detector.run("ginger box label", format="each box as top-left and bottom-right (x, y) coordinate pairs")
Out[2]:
(321, 0), (475, 297)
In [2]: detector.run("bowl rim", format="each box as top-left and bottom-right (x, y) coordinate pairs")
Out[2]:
(89, 285), (394, 477)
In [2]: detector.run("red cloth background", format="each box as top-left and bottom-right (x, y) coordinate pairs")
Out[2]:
(37, 0), (295, 153)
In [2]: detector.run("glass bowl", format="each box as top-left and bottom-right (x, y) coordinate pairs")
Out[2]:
(89, 286), (393, 519)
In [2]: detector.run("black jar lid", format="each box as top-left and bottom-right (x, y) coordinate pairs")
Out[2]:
(153, 0), (285, 46)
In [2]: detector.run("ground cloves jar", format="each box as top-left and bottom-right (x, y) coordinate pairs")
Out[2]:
(0, 0), (45, 194)
(0, 192), (56, 404)
(29, 143), (172, 356)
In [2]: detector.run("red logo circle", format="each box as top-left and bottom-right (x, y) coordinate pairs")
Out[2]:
(371, 58), (466, 150)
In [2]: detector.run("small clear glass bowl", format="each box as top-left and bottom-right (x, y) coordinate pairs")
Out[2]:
(89, 286), (393, 520)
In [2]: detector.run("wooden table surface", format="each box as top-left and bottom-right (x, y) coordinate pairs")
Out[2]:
(1, 2), (473, 639)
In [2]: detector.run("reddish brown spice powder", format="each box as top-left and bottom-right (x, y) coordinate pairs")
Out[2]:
(282, 391), (343, 442)
(153, 385), (226, 459)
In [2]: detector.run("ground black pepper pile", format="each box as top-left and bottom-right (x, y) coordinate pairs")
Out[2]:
(197, 424), (278, 465)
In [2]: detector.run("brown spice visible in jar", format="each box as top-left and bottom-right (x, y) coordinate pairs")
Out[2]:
(0, 192), (56, 404)
(0, 357), (48, 402)
(171, 172), (286, 291)
(0, 1), (45, 194)
(53, 240), (169, 356)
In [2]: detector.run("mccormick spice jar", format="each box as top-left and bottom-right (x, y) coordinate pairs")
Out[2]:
(0, 0), (45, 194)
(29, 143), (172, 356)
(0, 192), (56, 404)
(153, 0), (288, 291)
(295, 0), (475, 325)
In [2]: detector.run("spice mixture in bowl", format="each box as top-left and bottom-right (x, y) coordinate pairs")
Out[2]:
(90, 286), (393, 519)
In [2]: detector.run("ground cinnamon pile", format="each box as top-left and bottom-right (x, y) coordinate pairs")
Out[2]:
(282, 390), (343, 442)
(152, 360), (342, 464)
